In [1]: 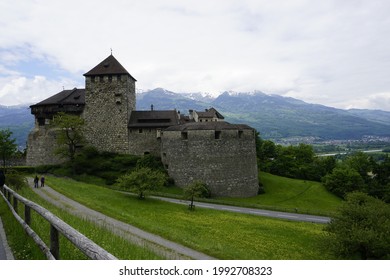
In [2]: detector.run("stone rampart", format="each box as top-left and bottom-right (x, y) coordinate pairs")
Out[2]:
(26, 124), (64, 166)
(161, 125), (259, 197)
(128, 128), (161, 156)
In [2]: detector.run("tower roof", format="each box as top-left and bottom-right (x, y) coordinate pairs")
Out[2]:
(83, 54), (137, 81)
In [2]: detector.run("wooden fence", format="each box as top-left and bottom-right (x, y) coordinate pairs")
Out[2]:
(0, 184), (117, 260)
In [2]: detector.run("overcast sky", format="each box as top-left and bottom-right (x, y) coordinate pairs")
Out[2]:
(1, 0), (390, 111)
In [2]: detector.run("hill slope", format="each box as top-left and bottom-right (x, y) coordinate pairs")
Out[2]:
(0, 105), (34, 149)
(138, 89), (390, 140)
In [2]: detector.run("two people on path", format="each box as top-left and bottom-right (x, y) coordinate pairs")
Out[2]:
(34, 175), (45, 188)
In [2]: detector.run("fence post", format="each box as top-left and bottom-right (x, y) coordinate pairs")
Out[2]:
(50, 225), (59, 260)
(25, 205), (31, 225)
(13, 196), (18, 212)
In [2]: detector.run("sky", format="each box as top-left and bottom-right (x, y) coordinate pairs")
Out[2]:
(0, 0), (390, 111)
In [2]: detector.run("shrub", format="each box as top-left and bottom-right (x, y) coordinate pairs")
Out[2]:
(4, 170), (29, 190)
(116, 167), (167, 199)
(184, 181), (211, 210)
(324, 192), (390, 259)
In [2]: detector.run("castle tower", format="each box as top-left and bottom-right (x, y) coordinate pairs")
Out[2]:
(83, 54), (136, 154)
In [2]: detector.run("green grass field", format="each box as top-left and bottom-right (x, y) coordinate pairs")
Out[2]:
(221, 173), (342, 216)
(44, 176), (334, 259)
(0, 187), (162, 260)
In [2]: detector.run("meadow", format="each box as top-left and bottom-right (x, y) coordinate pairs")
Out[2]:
(221, 172), (341, 216)
(0, 186), (162, 260)
(41, 176), (334, 259)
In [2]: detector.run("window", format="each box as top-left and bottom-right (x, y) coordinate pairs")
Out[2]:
(181, 132), (188, 140)
(37, 118), (45, 126)
(215, 131), (221, 140)
(238, 130), (243, 138)
(139, 129), (143, 133)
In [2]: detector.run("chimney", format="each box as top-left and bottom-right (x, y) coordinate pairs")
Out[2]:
(151, 104), (154, 111)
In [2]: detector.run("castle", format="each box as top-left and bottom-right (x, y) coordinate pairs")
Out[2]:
(26, 54), (259, 197)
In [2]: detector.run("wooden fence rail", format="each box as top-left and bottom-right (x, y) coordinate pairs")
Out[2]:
(0, 184), (117, 260)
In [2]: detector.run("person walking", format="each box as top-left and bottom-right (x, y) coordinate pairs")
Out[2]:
(40, 176), (45, 188)
(34, 175), (39, 188)
(0, 170), (5, 187)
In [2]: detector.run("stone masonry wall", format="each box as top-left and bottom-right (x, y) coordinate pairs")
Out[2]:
(26, 122), (65, 166)
(83, 74), (135, 154)
(128, 128), (161, 156)
(161, 129), (259, 197)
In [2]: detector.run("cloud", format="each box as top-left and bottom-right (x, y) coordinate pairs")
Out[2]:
(344, 92), (390, 111)
(0, 75), (78, 106)
(0, 0), (390, 110)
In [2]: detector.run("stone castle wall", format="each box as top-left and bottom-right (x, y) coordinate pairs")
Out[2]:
(161, 128), (259, 197)
(26, 122), (65, 166)
(83, 74), (135, 154)
(128, 128), (161, 156)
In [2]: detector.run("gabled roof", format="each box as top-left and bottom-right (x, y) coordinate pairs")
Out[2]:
(196, 107), (224, 119)
(30, 88), (85, 108)
(83, 54), (137, 81)
(128, 110), (180, 128)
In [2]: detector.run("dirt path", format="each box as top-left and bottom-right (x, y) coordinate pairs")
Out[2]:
(0, 217), (14, 260)
(26, 178), (215, 260)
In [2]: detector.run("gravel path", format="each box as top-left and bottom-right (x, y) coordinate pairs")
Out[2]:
(0, 217), (14, 260)
(26, 178), (215, 260)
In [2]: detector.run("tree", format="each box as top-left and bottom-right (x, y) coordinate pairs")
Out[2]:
(322, 166), (365, 197)
(51, 112), (85, 168)
(0, 129), (18, 171)
(325, 192), (390, 259)
(116, 167), (167, 199)
(183, 181), (210, 210)
(345, 152), (375, 183)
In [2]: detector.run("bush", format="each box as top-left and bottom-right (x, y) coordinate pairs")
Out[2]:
(136, 154), (165, 171)
(322, 166), (365, 198)
(116, 167), (167, 199)
(4, 170), (29, 190)
(324, 192), (390, 259)
(6, 166), (35, 174)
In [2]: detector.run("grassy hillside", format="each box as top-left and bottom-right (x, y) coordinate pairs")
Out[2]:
(222, 173), (342, 216)
(45, 176), (332, 259)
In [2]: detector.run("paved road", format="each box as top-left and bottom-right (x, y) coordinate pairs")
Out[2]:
(26, 178), (215, 260)
(151, 196), (331, 224)
(0, 217), (14, 260)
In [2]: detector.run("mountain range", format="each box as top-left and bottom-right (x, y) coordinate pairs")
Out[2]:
(1, 88), (390, 148)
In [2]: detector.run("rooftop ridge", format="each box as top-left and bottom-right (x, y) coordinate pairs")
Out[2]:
(83, 54), (136, 81)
